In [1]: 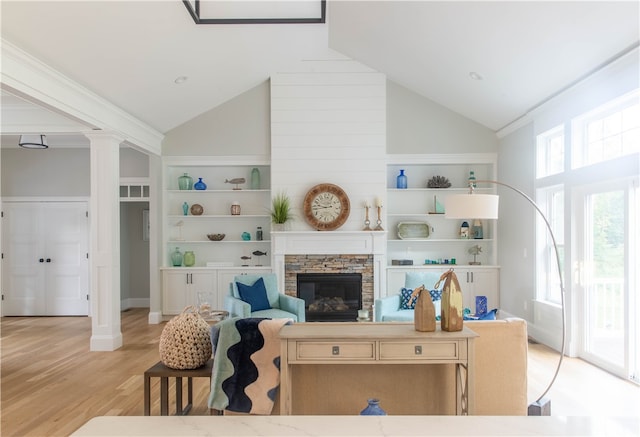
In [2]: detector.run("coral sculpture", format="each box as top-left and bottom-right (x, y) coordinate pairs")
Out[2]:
(427, 175), (452, 188)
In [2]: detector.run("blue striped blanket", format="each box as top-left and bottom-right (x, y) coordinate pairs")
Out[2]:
(208, 317), (292, 414)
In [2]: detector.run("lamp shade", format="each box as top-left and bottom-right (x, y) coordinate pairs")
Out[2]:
(445, 193), (499, 219)
(18, 134), (48, 149)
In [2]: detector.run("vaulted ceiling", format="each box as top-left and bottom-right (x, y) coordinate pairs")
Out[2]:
(1, 1), (638, 148)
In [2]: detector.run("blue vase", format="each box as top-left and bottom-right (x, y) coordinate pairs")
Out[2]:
(396, 169), (407, 189)
(360, 398), (386, 415)
(194, 178), (207, 190)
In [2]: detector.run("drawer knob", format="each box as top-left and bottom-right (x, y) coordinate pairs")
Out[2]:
(332, 346), (340, 355)
(415, 345), (422, 355)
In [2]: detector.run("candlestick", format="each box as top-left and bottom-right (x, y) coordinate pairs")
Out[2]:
(374, 205), (384, 231)
(363, 205), (372, 231)
(375, 197), (382, 208)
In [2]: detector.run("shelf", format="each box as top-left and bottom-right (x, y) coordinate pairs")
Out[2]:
(167, 189), (270, 194)
(168, 215), (270, 219)
(387, 238), (494, 243)
(386, 187), (493, 192)
(168, 240), (270, 244)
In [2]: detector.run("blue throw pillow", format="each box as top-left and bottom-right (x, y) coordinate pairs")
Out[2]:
(236, 277), (271, 312)
(429, 289), (442, 301)
(400, 288), (416, 309)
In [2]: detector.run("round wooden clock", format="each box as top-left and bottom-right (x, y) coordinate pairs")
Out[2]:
(303, 183), (351, 231)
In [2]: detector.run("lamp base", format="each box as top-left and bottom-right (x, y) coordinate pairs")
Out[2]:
(528, 398), (551, 416)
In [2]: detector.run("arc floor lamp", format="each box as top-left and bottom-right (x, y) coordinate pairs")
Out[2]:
(445, 180), (566, 416)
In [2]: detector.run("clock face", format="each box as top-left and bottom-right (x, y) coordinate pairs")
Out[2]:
(303, 183), (350, 231)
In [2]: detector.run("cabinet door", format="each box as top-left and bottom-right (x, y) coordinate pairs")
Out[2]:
(459, 269), (499, 311)
(189, 271), (215, 308)
(162, 271), (190, 315)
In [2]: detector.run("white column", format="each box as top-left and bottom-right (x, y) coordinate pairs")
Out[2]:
(147, 153), (163, 324)
(86, 132), (123, 351)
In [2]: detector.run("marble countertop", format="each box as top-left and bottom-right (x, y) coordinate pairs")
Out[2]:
(71, 415), (640, 436)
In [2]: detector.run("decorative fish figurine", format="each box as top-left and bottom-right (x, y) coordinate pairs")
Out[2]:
(252, 250), (267, 256)
(240, 255), (252, 260)
(225, 177), (245, 184)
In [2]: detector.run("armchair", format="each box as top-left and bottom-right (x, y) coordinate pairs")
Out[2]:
(225, 273), (306, 322)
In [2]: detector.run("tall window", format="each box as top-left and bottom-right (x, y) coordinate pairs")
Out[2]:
(537, 125), (565, 178)
(536, 185), (564, 304)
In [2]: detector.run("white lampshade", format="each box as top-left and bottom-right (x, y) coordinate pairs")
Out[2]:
(445, 193), (499, 219)
(18, 134), (48, 149)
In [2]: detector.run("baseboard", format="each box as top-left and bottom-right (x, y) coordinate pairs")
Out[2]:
(120, 298), (150, 311)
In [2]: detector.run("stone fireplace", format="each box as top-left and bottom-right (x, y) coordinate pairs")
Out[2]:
(272, 231), (387, 317)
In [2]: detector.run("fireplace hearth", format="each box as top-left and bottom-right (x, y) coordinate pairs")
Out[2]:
(297, 273), (362, 322)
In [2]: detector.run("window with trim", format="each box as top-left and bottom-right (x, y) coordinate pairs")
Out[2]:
(572, 91), (640, 169)
(537, 125), (565, 178)
(536, 185), (564, 304)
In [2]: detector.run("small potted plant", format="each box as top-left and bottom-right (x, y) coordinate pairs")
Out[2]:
(271, 191), (292, 231)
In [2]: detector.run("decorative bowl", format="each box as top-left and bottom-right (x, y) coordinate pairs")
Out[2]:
(207, 233), (225, 241)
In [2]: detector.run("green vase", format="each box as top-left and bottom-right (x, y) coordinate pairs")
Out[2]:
(178, 173), (193, 190)
(250, 168), (261, 190)
(183, 251), (195, 267)
(171, 247), (183, 267)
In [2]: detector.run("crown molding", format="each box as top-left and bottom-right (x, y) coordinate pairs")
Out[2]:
(1, 38), (163, 156)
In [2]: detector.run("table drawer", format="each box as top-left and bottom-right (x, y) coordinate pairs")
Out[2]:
(379, 341), (459, 360)
(295, 341), (376, 361)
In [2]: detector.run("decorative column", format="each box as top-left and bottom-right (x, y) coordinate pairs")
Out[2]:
(86, 132), (123, 351)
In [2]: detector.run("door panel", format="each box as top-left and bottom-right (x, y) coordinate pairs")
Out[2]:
(2, 202), (88, 316)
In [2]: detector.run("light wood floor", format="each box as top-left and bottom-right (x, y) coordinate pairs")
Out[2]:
(2, 308), (639, 436)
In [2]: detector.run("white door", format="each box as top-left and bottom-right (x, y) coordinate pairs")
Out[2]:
(574, 179), (638, 381)
(2, 202), (89, 316)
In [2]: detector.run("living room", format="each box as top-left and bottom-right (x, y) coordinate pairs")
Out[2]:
(1, 1), (639, 434)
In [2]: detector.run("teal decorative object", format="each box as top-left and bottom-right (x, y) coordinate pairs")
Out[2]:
(182, 202), (188, 215)
(241, 232), (251, 241)
(178, 173), (193, 190)
(171, 247), (183, 267)
(250, 167), (261, 190)
(183, 251), (195, 267)
(360, 399), (386, 416)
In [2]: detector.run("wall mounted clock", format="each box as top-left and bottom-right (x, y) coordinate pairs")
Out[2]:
(303, 183), (351, 231)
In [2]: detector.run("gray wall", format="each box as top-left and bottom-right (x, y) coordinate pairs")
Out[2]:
(120, 201), (150, 305)
(387, 80), (498, 154)
(162, 81), (271, 156)
(163, 79), (498, 156)
(496, 123), (535, 321)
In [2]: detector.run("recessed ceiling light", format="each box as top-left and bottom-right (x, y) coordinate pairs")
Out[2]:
(174, 76), (188, 84)
(469, 72), (483, 81)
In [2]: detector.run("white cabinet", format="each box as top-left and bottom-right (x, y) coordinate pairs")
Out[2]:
(162, 267), (271, 316)
(385, 266), (499, 313)
(163, 157), (271, 268)
(162, 269), (215, 315)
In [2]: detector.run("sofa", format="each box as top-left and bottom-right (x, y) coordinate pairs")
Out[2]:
(233, 317), (528, 416)
(374, 271), (443, 322)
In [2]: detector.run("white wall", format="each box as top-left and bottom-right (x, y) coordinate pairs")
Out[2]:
(270, 59), (387, 231)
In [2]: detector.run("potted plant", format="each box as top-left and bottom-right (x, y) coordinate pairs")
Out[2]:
(271, 191), (292, 230)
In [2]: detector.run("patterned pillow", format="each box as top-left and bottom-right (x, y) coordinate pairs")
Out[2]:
(400, 288), (416, 309)
(429, 289), (442, 301)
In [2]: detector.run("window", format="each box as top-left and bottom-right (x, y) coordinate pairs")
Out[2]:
(572, 91), (640, 169)
(537, 185), (564, 304)
(537, 125), (565, 178)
